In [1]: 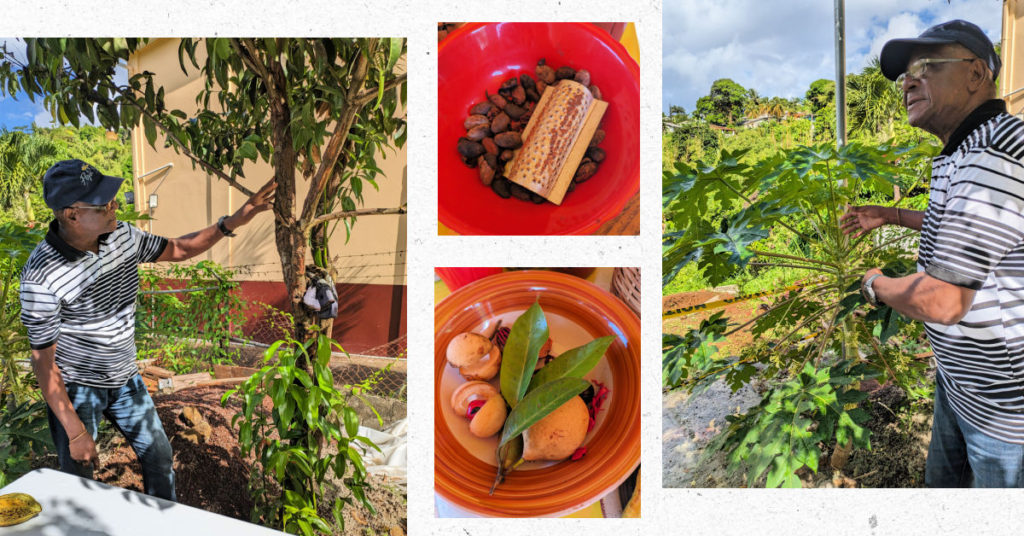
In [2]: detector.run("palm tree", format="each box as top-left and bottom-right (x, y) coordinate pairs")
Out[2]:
(846, 58), (903, 139)
(0, 130), (59, 222)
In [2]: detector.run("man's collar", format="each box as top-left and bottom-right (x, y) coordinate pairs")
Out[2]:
(44, 220), (118, 262)
(941, 99), (1007, 156)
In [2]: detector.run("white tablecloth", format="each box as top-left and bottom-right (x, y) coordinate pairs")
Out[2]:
(0, 468), (285, 535)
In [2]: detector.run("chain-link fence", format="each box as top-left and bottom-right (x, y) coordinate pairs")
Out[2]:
(137, 280), (407, 402)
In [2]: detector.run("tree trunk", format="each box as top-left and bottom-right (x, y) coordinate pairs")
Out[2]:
(22, 189), (34, 222)
(265, 56), (314, 365)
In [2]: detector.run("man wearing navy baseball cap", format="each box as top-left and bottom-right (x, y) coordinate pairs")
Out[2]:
(842, 20), (1024, 487)
(19, 159), (275, 500)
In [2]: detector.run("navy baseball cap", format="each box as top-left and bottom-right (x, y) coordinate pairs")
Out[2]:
(42, 159), (124, 210)
(880, 19), (1000, 81)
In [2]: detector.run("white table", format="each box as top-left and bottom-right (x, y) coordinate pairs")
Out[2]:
(0, 469), (285, 535)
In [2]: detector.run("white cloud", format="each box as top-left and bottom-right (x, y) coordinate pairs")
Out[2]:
(33, 105), (54, 127)
(663, 0), (1003, 112)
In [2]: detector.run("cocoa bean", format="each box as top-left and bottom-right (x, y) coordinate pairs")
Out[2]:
(482, 137), (498, 155)
(494, 131), (523, 149)
(567, 180), (577, 192)
(464, 114), (490, 130)
(589, 129), (606, 146)
(504, 102), (527, 120)
(500, 149), (514, 161)
(536, 64), (556, 85)
(491, 177), (512, 198)
(500, 77), (519, 92)
(529, 192), (546, 204)
(510, 182), (533, 201)
(487, 91), (508, 109)
(491, 112), (511, 134)
(470, 101), (493, 116)
(556, 66), (576, 80)
(589, 84), (602, 100)
(525, 88), (540, 102)
(586, 146), (606, 162)
(574, 161), (598, 183)
(457, 137), (485, 161)
(519, 74), (536, 91)
(466, 124), (491, 141)
(574, 69), (591, 87)
(478, 154), (497, 186)
(536, 80), (548, 96)
(511, 85), (526, 105)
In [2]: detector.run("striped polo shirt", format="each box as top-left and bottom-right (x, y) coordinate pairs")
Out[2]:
(20, 220), (167, 388)
(918, 99), (1024, 444)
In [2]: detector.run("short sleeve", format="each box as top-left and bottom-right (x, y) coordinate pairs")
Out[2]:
(925, 157), (1024, 290)
(19, 280), (61, 350)
(128, 224), (168, 263)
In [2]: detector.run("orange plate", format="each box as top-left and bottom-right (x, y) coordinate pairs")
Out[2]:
(434, 270), (641, 517)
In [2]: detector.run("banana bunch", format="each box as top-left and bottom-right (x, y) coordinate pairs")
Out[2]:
(0, 493), (42, 526)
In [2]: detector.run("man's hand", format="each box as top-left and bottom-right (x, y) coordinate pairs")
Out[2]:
(840, 205), (889, 238)
(69, 430), (99, 469)
(226, 179), (277, 230)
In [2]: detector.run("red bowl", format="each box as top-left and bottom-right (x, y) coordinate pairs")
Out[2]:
(438, 22), (640, 235)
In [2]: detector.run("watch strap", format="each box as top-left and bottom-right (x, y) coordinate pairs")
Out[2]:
(216, 215), (236, 237)
(863, 273), (884, 307)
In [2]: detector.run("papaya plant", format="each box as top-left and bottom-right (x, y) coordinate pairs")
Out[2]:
(662, 140), (939, 487)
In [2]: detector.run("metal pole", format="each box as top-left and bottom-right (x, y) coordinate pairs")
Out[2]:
(835, 0), (847, 148)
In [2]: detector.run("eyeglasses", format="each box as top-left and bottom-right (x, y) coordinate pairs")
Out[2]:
(897, 57), (976, 86)
(67, 199), (118, 212)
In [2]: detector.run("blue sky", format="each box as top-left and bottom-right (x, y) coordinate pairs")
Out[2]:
(0, 38), (128, 130)
(663, 0), (1002, 113)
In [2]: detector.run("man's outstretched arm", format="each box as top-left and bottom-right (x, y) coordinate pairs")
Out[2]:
(863, 268), (976, 325)
(156, 179), (276, 262)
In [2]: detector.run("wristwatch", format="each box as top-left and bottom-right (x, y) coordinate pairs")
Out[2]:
(861, 273), (884, 307)
(216, 215), (236, 237)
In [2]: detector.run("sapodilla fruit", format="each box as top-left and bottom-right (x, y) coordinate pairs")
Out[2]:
(522, 395), (589, 461)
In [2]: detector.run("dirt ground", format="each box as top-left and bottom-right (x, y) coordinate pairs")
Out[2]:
(663, 290), (932, 488)
(32, 383), (407, 535)
(93, 385), (407, 534)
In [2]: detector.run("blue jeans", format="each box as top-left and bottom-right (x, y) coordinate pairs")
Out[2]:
(47, 373), (176, 500)
(925, 374), (1024, 487)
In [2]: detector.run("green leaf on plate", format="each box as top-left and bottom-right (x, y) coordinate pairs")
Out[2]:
(498, 377), (590, 448)
(527, 335), (614, 392)
(499, 301), (549, 408)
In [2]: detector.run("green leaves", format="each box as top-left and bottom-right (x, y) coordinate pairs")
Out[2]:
(491, 302), (608, 492)
(528, 335), (614, 392)
(499, 301), (549, 408)
(498, 377), (591, 448)
(715, 361), (877, 487)
(223, 332), (385, 533)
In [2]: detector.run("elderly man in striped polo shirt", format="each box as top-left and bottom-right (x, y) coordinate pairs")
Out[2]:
(842, 20), (1024, 487)
(19, 160), (275, 500)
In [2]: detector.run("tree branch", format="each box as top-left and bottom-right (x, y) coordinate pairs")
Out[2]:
(93, 84), (256, 197)
(229, 39), (271, 83)
(304, 205), (406, 232)
(299, 39), (378, 223)
(353, 73), (408, 107)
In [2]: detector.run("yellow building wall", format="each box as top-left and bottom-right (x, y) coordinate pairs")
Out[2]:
(127, 38), (407, 287)
(1004, 0), (1024, 114)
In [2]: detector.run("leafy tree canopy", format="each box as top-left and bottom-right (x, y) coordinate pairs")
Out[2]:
(695, 78), (749, 126)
